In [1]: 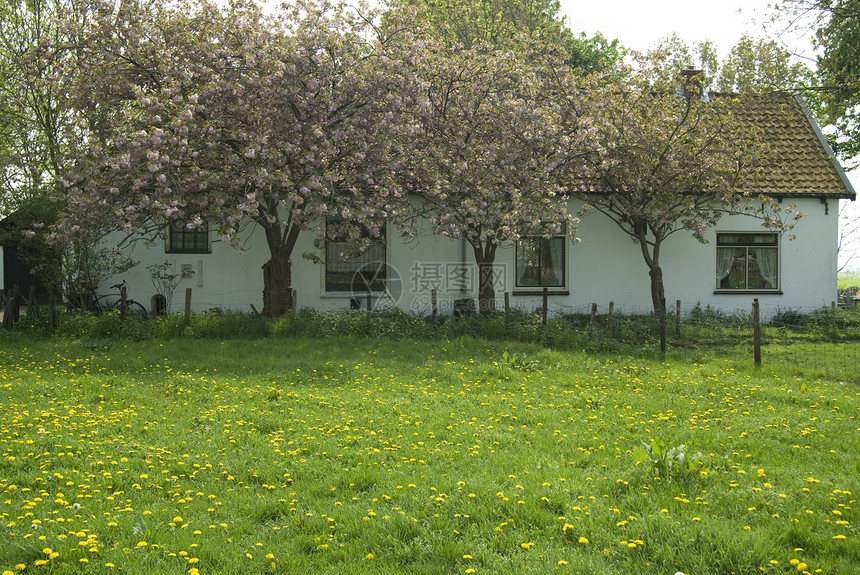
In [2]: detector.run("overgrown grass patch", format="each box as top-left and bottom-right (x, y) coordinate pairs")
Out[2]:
(0, 335), (857, 574)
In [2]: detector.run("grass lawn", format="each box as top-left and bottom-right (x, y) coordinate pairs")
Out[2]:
(0, 335), (857, 574)
(838, 271), (860, 291)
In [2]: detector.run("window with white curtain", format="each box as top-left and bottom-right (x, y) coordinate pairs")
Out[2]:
(716, 232), (779, 291)
(515, 231), (566, 289)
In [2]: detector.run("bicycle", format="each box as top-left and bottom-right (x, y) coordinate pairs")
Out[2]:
(93, 280), (149, 318)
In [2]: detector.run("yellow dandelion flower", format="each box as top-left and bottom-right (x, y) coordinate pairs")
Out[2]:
(578, 537), (589, 544)
(557, 560), (568, 566)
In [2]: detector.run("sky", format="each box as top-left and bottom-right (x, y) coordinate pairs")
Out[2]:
(562, 0), (776, 58)
(557, 0), (860, 271)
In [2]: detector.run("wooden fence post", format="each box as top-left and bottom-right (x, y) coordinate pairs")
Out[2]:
(675, 299), (681, 336)
(27, 286), (43, 320)
(608, 301), (614, 336)
(589, 303), (597, 337)
(291, 288), (297, 323)
(431, 289), (438, 322)
(184, 288), (192, 325)
(753, 298), (761, 365)
(659, 297), (667, 353)
(49, 295), (58, 329)
(7, 297), (16, 328)
(1, 292), (11, 329)
(542, 288), (548, 325)
(11, 285), (21, 324)
(504, 292), (510, 325)
(831, 301), (837, 335)
(119, 284), (128, 321)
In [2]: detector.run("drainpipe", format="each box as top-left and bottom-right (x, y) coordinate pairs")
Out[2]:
(460, 235), (468, 294)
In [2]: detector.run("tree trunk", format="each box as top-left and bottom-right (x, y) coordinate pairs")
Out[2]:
(473, 242), (498, 316)
(631, 220), (666, 316)
(258, 215), (301, 318)
(648, 264), (665, 317)
(261, 252), (293, 317)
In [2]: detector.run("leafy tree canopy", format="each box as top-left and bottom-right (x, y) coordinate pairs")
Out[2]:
(0, 0), (82, 216)
(49, 0), (413, 316)
(384, 0), (623, 73)
(773, 0), (860, 164)
(717, 34), (814, 93)
(573, 59), (802, 315)
(647, 33), (812, 95)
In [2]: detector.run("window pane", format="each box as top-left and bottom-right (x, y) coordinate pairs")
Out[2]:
(168, 221), (209, 254)
(538, 237), (564, 287)
(325, 227), (387, 292)
(516, 241), (540, 286)
(717, 233), (778, 246)
(748, 247), (778, 289)
(516, 237), (565, 288)
(719, 247), (748, 289)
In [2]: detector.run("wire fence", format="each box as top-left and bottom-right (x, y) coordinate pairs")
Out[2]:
(542, 297), (860, 382)
(3, 285), (859, 383)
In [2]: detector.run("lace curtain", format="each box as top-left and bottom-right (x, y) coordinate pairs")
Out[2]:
(716, 247), (735, 286)
(754, 247), (778, 289)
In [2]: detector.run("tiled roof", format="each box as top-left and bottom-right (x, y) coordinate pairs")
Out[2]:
(740, 92), (855, 200)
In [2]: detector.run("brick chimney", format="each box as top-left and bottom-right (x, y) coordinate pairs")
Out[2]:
(680, 67), (707, 101)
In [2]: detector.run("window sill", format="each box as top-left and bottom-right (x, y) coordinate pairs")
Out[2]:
(713, 290), (783, 295)
(320, 291), (385, 299)
(512, 290), (569, 296)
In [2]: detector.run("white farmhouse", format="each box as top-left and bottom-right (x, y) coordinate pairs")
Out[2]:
(98, 94), (855, 319)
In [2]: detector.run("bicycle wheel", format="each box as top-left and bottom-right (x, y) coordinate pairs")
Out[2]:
(94, 295), (119, 315)
(97, 297), (148, 318)
(124, 300), (149, 318)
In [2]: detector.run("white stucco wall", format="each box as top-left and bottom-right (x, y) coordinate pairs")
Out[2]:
(103, 196), (839, 318)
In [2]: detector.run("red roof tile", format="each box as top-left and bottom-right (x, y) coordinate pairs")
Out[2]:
(740, 93), (855, 200)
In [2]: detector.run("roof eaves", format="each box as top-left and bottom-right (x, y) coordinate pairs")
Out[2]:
(791, 93), (857, 201)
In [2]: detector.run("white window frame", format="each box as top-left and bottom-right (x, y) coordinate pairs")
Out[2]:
(166, 220), (211, 254)
(323, 219), (389, 294)
(715, 231), (780, 292)
(513, 227), (568, 294)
